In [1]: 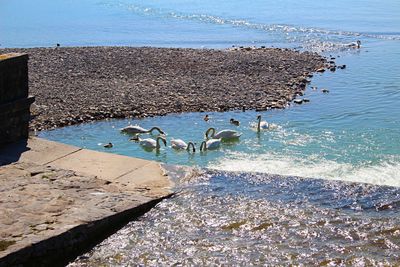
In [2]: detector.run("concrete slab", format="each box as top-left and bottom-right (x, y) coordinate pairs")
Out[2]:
(0, 137), (174, 266)
(49, 148), (150, 180)
(115, 161), (173, 196)
(0, 137), (80, 165)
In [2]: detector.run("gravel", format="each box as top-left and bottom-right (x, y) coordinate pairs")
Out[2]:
(0, 46), (325, 131)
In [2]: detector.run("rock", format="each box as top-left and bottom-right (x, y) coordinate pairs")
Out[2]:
(293, 99), (303, 104)
(316, 67), (325, 73)
(0, 46), (326, 130)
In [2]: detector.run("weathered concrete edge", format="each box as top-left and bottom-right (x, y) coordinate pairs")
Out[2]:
(0, 137), (176, 266)
(0, 191), (174, 267)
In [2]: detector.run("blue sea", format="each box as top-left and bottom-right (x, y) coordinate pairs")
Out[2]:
(2, 0), (400, 265)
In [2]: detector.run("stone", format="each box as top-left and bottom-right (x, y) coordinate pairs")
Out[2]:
(0, 138), (173, 266)
(0, 47), (326, 131)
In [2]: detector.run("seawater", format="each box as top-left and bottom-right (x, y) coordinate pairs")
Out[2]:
(40, 42), (400, 187)
(3, 0), (400, 264)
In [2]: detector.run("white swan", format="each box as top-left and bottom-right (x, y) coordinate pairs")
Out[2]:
(139, 136), (167, 150)
(257, 115), (269, 132)
(121, 125), (164, 135)
(171, 139), (196, 152)
(200, 138), (221, 151)
(205, 127), (242, 140)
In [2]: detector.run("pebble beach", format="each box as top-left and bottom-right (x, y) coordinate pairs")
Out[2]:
(1, 46), (325, 131)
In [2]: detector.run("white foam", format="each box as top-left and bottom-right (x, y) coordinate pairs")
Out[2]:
(210, 152), (400, 187)
(111, 2), (400, 42)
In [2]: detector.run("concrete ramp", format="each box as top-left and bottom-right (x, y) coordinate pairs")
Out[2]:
(0, 137), (173, 267)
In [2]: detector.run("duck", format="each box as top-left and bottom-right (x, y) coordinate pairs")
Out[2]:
(203, 114), (210, 122)
(130, 135), (140, 142)
(205, 127), (242, 140)
(200, 138), (222, 151)
(121, 125), (164, 135)
(230, 118), (240, 126)
(347, 40), (361, 49)
(103, 142), (113, 148)
(139, 136), (167, 150)
(171, 139), (196, 152)
(256, 115), (269, 132)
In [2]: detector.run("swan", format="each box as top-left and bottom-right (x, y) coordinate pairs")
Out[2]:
(230, 118), (240, 126)
(256, 115), (269, 132)
(139, 136), (167, 150)
(171, 139), (196, 152)
(120, 125), (164, 135)
(200, 138), (221, 151)
(205, 127), (242, 140)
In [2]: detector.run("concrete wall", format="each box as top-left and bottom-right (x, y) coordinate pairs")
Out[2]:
(0, 53), (34, 147)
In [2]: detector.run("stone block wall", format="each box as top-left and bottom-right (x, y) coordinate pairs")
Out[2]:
(0, 53), (35, 147)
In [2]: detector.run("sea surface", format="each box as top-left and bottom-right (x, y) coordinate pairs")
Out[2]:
(3, 0), (400, 265)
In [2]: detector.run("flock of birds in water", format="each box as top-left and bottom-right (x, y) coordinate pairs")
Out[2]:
(103, 115), (271, 153)
(101, 41), (364, 152)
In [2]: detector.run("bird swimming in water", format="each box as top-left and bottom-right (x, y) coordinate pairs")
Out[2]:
(130, 135), (140, 142)
(200, 138), (221, 151)
(205, 127), (242, 140)
(139, 136), (167, 150)
(103, 142), (113, 148)
(256, 115), (269, 132)
(230, 118), (240, 126)
(203, 114), (210, 122)
(347, 40), (361, 49)
(171, 139), (196, 152)
(120, 125), (164, 135)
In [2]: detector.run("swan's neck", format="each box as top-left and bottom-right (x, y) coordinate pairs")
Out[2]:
(156, 137), (164, 149)
(206, 128), (215, 139)
(257, 117), (261, 132)
(200, 141), (206, 151)
(187, 142), (195, 152)
(150, 127), (162, 134)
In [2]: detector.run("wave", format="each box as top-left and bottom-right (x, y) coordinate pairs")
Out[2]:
(108, 2), (400, 43)
(209, 152), (400, 187)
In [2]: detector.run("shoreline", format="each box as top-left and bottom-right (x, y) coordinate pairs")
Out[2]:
(0, 46), (326, 131)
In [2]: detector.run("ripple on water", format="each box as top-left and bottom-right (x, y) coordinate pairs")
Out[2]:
(69, 171), (400, 266)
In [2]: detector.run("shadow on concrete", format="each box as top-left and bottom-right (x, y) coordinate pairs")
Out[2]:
(0, 139), (30, 166)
